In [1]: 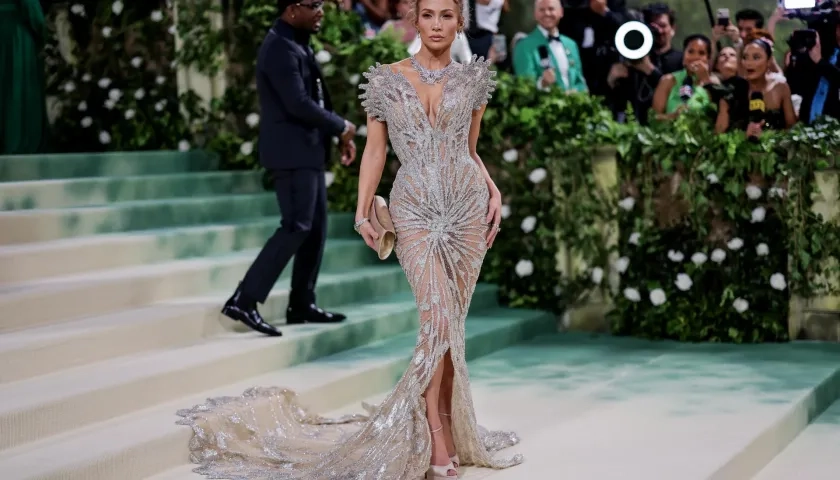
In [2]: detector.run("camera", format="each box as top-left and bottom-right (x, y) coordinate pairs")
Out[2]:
(788, 28), (818, 53)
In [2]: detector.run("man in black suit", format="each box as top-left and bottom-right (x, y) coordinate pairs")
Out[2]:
(222, 0), (357, 336)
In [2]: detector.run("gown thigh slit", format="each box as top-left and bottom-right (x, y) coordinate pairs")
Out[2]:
(175, 57), (522, 480)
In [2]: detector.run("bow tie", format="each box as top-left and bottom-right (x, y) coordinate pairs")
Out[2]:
(547, 35), (561, 43)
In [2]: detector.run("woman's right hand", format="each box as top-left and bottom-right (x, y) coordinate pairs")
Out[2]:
(357, 221), (380, 251)
(746, 122), (763, 138)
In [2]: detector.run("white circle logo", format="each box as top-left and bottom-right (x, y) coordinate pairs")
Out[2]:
(614, 21), (654, 61)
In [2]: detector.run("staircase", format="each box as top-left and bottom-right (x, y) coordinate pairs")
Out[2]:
(0, 151), (555, 479)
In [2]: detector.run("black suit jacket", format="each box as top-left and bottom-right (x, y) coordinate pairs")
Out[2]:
(256, 20), (346, 170)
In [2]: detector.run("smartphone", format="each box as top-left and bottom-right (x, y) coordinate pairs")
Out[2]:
(717, 8), (730, 27)
(492, 34), (508, 62)
(782, 0), (817, 8)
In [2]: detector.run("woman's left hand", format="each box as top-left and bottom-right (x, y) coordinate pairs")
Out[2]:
(485, 187), (502, 248)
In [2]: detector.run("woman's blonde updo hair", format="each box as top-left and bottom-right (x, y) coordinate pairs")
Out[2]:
(406, 0), (471, 32)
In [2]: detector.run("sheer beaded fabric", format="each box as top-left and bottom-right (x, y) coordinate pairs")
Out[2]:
(175, 56), (522, 479)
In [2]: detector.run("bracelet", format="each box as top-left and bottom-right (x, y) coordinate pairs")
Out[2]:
(353, 217), (369, 233)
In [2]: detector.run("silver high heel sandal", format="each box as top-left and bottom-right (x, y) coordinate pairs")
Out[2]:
(427, 425), (458, 479)
(440, 412), (459, 468)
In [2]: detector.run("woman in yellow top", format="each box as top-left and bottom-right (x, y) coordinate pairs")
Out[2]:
(652, 34), (715, 121)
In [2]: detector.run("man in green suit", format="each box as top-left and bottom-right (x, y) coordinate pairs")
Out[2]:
(513, 0), (588, 93)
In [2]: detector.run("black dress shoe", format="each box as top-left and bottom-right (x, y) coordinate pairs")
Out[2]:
(286, 304), (347, 325)
(221, 291), (282, 337)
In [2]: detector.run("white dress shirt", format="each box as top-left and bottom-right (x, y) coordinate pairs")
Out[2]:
(537, 26), (569, 89)
(475, 0), (505, 33)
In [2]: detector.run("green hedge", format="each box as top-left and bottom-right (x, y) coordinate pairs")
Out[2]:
(45, 1), (840, 343)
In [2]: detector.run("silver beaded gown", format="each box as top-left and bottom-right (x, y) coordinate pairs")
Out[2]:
(175, 56), (522, 479)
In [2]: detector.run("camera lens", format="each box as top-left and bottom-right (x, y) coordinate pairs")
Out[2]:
(624, 30), (645, 50)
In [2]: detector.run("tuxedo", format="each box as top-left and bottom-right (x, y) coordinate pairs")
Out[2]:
(238, 19), (346, 308)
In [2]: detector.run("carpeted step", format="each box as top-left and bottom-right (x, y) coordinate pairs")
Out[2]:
(0, 240), (382, 333)
(0, 151), (218, 182)
(0, 192), (279, 245)
(0, 213), (356, 285)
(0, 305), (548, 462)
(0, 170), (264, 211)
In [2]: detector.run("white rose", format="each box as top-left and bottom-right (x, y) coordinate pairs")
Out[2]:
(78, 101), (87, 111)
(628, 232), (641, 245)
(674, 273), (693, 291)
(80, 116), (92, 128)
(112, 0), (123, 15)
(769, 187), (786, 198)
(150, 10), (164, 22)
(618, 197), (635, 211)
(500, 204), (511, 219)
(614, 256), (630, 273)
(168, 25), (177, 35)
(691, 252), (707, 265)
(727, 238), (744, 250)
(515, 260), (534, 277)
(108, 88), (122, 101)
(623, 287), (641, 302)
(81, 73), (92, 82)
(502, 149), (518, 163)
(591, 267), (604, 284)
(745, 185), (762, 200)
(104, 99), (116, 110)
(99, 131), (111, 144)
(98, 77), (111, 88)
(324, 171), (335, 187)
(102, 26), (112, 37)
(750, 206), (766, 223)
(155, 75), (166, 85)
(756, 243), (769, 256)
(315, 50), (332, 64)
(667, 250), (685, 262)
(246, 113), (260, 128)
(70, 4), (85, 15)
(357, 125), (368, 137)
(131, 56), (143, 68)
(178, 140), (190, 152)
(770, 273), (787, 291)
(154, 100), (166, 111)
(528, 168), (547, 184)
(124, 109), (135, 120)
(706, 173), (720, 184)
(63, 81), (76, 93)
(520, 216), (537, 233)
(134, 88), (145, 100)
(649, 288), (667, 306)
(348, 73), (361, 85)
(711, 248), (726, 263)
(733, 298), (749, 313)
(240, 141), (254, 156)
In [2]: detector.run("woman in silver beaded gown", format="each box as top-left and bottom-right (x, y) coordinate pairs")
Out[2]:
(175, 0), (518, 478)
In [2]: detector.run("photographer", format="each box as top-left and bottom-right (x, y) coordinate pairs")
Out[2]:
(787, 11), (840, 123)
(606, 2), (683, 124)
(558, 0), (633, 97)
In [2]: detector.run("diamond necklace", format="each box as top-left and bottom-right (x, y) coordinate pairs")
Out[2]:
(410, 55), (455, 85)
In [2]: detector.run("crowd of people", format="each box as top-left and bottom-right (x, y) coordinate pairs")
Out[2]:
(340, 0), (840, 136)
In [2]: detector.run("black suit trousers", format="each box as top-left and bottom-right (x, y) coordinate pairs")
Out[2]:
(240, 168), (327, 306)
